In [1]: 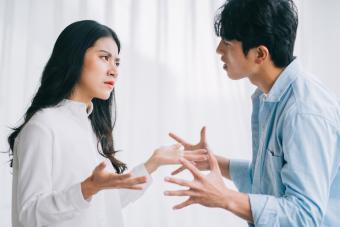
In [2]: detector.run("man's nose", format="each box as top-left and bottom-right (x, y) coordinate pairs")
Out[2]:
(216, 40), (223, 55)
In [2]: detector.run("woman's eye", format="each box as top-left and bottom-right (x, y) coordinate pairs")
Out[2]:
(115, 62), (120, 67)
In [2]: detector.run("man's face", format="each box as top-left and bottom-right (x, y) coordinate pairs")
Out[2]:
(216, 39), (257, 80)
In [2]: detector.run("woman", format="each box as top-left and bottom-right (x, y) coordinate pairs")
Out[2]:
(8, 20), (207, 227)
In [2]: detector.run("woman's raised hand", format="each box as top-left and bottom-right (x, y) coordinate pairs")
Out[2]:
(144, 143), (208, 174)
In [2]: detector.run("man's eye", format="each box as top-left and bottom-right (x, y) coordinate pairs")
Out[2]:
(101, 56), (109, 61)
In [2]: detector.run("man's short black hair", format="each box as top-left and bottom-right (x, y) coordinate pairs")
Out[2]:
(214, 0), (298, 68)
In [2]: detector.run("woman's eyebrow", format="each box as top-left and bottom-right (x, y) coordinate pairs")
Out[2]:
(98, 49), (112, 56)
(98, 50), (120, 61)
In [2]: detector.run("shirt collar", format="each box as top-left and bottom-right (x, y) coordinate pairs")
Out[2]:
(252, 58), (300, 102)
(60, 99), (93, 117)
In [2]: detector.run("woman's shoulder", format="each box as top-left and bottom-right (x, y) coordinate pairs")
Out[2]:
(16, 106), (64, 142)
(28, 106), (62, 126)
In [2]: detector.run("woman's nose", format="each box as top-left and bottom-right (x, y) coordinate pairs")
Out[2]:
(108, 66), (118, 78)
(108, 62), (119, 77)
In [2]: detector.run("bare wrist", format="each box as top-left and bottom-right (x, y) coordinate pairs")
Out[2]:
(144, 153), (160, 174)
(217, 156), (231, 179)
(81, 177), (98, 200)
(220, 189), (232, 210)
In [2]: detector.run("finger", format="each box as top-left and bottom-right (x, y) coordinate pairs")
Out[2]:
(179, 158), (203, 179)
(171, 159), (200, 175)
(109, 175), (146, 187)
(164, 189), (196, 197)
(164, 176), (195, 188)
(183, 154), (208, 162)
(94, 161), (106, 172)
(168, 132), (189, 146)
(200, 126), (207, 146)
(207, 151), (221, 172)
(109, 172), (132, 181)
(102, 184), (144, 190)
(122, 176), (147, 185)
(184, 149), (208, 155)
(173, 198), (194, 210)
(124, 185), (144, 190)
(171, 166), (185, 175)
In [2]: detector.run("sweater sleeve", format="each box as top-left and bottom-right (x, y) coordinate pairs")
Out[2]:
(14, 122), (90, 227)
(118, 163), (152, 208)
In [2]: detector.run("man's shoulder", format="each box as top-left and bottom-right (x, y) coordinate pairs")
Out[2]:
(282, 73), (340, 127)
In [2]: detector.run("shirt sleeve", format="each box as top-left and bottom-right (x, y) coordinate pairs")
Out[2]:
(249, 113), (338, 227)
(119, 163), (152, 208)
(229, 159), (252, 193)
(15, 122), (90, 227)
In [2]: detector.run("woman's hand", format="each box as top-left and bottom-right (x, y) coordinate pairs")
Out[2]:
(81, 162), (147, 200)
(144, 143), (208, 174)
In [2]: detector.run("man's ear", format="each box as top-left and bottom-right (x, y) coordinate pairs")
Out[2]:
(255, 45), (269, 64)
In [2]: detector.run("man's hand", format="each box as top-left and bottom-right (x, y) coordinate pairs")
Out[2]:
(169, 127), (208, 150)
(169, 127), (211, 175)
(164, 151), (253, 223)
(164, 151), (230, 209)
(169, 127), (230, 179)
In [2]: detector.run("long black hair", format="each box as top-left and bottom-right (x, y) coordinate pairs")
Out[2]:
(8, 20), (127, 173)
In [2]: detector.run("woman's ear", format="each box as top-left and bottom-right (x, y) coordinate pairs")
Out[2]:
(255, 45), (269, 64)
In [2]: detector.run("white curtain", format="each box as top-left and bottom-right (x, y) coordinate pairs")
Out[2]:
(0, 1), (339, 227)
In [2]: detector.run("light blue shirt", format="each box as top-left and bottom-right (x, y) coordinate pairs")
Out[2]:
(230, 59), (340, 227)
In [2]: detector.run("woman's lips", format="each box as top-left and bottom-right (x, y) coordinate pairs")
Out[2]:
(104, 81), (115, 88)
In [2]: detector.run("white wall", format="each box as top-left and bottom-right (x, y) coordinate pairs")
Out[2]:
(295, 0), (340, 97)
(0, 1), (339, 227)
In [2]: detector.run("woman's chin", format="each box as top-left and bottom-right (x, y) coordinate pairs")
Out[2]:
(96, 92), (111, 100)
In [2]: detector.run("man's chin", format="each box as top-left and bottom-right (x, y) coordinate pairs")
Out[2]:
(227, 72), (244, 80)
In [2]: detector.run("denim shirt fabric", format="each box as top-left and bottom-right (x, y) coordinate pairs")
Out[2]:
(229, 59), (340, 227)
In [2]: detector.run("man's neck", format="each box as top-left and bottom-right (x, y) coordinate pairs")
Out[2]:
(248, 63), (285, 94)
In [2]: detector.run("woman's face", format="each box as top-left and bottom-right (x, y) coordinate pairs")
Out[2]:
(74, 36), (120, 102)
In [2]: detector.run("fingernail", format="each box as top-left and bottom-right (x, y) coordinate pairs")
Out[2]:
(164, 177), (170, 181)
(164, 191), (169, 195)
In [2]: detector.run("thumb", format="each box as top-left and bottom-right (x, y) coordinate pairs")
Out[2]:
(200, 126), (207, 147)
(207, 151), (220, 173)
(94, 161), (106, 172)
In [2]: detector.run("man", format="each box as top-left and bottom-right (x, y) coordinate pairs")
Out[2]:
(164, 0), (340, 226)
